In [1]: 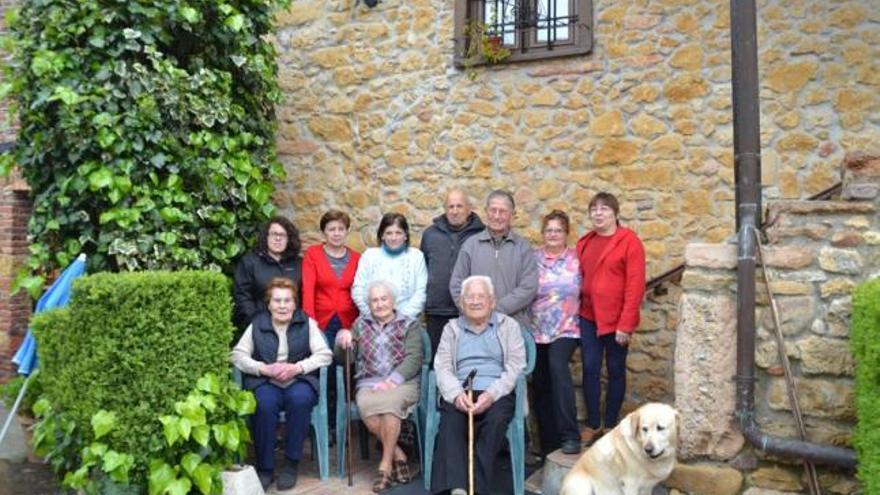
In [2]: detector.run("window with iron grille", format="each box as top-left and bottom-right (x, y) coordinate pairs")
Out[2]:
(453, 0), (593, 66)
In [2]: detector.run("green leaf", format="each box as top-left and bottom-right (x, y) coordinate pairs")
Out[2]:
(196, 373), (220, 394)
(159, 415), (180, 446)
(91, 410), (117, 439)
(192, 464), (213, 495)
(33, 398), (51, 417)
(148, 460), (174, 495)
(12, 272), (45, 300)
(62, 465), (90, 489)
(224, 14), (245, 31)
(179, 6), (199, 23)
(211, 424), (227, 447)
(191, 425), (210, 447)
(177, 416), (192, 440)
(102, 449), (126, 472)
(180, 453), (201, 475)
(235, 390), (256, 415)
(49, 85), (82, 105)
(165, 477), (192, 495)
(88, 167), (113, 190)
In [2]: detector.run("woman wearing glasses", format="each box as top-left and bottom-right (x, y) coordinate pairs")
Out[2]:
(529, 210), (582, 457)
(233, 216), (303, 331)
(576, 192), (646, 445)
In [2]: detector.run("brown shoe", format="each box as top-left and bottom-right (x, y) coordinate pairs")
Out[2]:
(580, 427), (605, 446)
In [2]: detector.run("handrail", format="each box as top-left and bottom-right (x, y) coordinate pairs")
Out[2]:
(645, 181), (844, 292)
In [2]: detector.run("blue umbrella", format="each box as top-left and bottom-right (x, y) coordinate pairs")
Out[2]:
(12, 253), (88, 375)
(1, 254), (87, 446)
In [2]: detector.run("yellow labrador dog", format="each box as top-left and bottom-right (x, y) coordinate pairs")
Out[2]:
(560, 403), (678, 495)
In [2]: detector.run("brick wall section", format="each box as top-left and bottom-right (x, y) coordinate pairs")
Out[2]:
(0, 0), (29, 384)
(0, 174), (31, 383)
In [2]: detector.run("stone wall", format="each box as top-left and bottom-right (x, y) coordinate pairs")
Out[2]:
(272, 0), (879, 409)
(672, 154), (879, 494)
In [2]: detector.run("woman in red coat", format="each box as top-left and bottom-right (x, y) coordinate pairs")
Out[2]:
(575, 192), (646, 444)
(302, 210), (361, 346)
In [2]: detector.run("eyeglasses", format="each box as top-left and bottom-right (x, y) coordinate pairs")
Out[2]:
(269, 232), (288, 240)
(543, 228), (566, 234)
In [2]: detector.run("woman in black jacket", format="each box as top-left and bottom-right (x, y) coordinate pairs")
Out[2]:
(233, 216), (303, 330)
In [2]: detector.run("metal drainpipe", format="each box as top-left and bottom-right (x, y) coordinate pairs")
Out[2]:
(730, 0), (857, 470)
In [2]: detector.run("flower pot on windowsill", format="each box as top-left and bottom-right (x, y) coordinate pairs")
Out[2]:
(486, 35), (503, 49)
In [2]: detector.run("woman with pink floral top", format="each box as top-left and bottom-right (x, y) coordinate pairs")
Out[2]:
(529, 209), (582, 456)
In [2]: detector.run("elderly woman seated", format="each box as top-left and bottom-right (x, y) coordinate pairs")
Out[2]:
(336, 280), (424, 492)
(231, 277), (332, 491)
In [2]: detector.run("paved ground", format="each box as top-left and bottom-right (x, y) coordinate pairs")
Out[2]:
(0, 402), (527, 495)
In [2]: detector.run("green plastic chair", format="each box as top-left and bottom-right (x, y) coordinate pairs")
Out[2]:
(335, 328), (431, 478)
(231, 338), (331, 481)
(422, 327), (537, 494)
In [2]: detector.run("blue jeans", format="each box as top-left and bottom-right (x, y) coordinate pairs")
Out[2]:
(252, 381), (317, 473)
(579, 317), (628, 429)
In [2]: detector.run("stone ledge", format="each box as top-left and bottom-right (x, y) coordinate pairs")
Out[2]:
(767, 200), (875, 218)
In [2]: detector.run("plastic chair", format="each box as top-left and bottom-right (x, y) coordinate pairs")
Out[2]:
(335, 328), (431, 478)
(422, 327), (536, 494)
(231, 355), (331, 480)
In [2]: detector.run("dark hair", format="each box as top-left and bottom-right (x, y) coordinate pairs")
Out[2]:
(486, 189), (515, 211)
(376, 212), (410, 248)
(588, 192), (621, 224)
(264, 277), (298, 306)
(541, 209), (570, 234)
(256, 216), (301, 259)
(320, 209), (351, 231)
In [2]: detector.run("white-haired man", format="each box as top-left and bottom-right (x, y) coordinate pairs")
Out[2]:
(431, 275), (526, 495)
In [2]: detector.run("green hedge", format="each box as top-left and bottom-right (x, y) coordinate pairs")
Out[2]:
(852, 278), (880, 493)
(32, 270), (235, 487)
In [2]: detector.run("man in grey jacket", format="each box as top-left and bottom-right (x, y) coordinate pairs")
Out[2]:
(431, 275), (526, 495)
(421, 189), (484, 363)
(449, 190), (539, 331)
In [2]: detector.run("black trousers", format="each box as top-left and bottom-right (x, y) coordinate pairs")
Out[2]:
(532, 339), (580, 454)
(431, 392), (514, 495)
(426, 314), (456, 368)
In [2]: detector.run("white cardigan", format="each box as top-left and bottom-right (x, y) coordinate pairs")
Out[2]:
(351, 246), (428, 319)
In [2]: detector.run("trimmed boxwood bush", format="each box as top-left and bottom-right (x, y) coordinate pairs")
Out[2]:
(852, 278), (880, 493)
(31, 270), (241, 490)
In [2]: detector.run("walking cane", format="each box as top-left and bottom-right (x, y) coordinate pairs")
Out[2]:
(464, 369), (478, 495)
(345, 346), (354, 487)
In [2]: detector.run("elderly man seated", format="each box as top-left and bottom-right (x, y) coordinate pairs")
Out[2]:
(336, 280), (424, 492)
(431, 275), (526, 495)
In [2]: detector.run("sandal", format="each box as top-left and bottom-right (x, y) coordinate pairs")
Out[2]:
(392, 459), (416, 484)
(372, 469), (394, 493)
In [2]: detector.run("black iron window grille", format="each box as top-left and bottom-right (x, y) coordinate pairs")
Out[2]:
(454, 0), (593, 66)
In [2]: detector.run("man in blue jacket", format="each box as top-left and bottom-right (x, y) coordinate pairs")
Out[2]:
(421, 189), (484, 364)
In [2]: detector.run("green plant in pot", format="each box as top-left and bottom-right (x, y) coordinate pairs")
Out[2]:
(461, 20), (511, 80)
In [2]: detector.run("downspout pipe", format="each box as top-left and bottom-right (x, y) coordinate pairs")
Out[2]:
(730, 0), (857, 470)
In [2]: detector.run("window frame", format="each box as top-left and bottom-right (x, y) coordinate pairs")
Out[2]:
(453, 0), (593, 67)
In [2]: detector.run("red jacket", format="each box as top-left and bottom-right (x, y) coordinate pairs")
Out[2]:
(576, 227), (646, 335)
(301, 244), (361, 330)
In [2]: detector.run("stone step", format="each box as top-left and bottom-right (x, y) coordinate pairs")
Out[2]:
(531, 449), (580, 495)
(524, 447), (747, 495)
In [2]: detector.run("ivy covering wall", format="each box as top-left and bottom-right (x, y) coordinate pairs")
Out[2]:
(1, 0), (289, 291)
